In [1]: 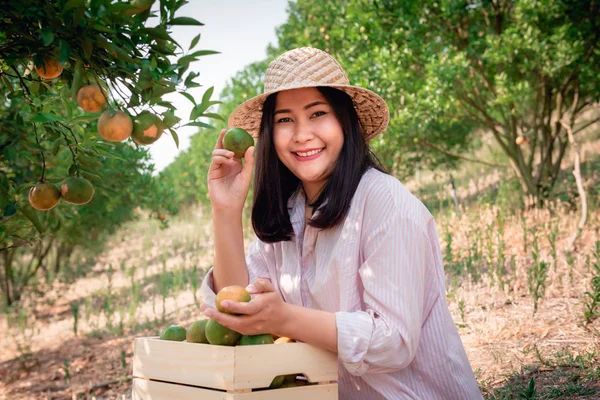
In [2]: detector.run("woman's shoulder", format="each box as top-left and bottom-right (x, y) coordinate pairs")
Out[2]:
(356, 168), (433, 228)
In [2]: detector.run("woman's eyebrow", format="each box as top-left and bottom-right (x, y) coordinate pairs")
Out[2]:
(274, 101), (328, 115)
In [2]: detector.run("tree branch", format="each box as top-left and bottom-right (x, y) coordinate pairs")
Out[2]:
(573, 115), (600, 136)
(417, 138), (509, 168)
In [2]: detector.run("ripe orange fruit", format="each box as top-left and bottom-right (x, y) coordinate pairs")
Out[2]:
(60, 177), (95, 205)
(274, 336), (295, 344)
(35, 56), (63, 80)
(515, 136), (526, 145)
(223, 128), (254, 158)
(215, 286), (251, 315)
(28, 182), (61, 211)
(77, 84), (107, 113)
(131, 111), (164, 145)
(98, 110), (133, 142)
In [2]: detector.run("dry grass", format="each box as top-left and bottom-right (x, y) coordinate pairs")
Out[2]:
(1, 142), (600, 399)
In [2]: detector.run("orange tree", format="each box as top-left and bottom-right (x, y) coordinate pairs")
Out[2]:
(0, 0), (220, 306)
(275, 0), (599, 204)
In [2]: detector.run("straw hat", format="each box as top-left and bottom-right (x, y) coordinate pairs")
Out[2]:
(227, 47), (389, 141)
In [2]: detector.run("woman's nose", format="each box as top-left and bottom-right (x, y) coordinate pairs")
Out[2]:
(292, 120), (314, 143)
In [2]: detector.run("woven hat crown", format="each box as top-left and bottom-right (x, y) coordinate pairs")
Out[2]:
(264, 47), (350, 93)
(227, 47), (389, 140)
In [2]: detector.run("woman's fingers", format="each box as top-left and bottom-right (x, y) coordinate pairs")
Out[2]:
(210, 149), (236, 169)
(246, 278), (275, 294)
(213, 129), (227, 150)
(241, 146), (255, 183)
(213, 149), (235, 159)
(219, 299), (261, 316)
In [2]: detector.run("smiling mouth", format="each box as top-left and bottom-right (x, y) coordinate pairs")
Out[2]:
(294, 149), (323, 157)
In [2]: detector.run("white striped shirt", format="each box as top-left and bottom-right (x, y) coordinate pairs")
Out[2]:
(201, 168), (483, 399)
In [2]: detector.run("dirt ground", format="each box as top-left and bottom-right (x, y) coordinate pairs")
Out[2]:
(1, 183), (599, 399)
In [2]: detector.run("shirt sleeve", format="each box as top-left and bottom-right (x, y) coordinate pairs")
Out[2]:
(335, 212), (433, 376)
(199, 238), (273, 307)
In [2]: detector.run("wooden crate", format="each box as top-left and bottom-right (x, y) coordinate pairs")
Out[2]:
(132, 337), (338, 399)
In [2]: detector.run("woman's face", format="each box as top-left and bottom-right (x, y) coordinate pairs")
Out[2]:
(272, 87), (344, 200)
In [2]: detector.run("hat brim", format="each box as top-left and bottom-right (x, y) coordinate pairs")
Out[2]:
(227, 84), (389, 141)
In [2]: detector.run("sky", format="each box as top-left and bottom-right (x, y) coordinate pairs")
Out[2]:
(148, 0), (291, 172)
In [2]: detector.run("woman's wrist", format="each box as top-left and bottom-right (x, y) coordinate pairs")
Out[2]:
(212, 205), (244, 217)
(276, 303), (338, 353)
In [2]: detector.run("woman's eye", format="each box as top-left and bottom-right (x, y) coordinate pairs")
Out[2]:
(312, 111), (326, 118)
(277, 117), (292, 123)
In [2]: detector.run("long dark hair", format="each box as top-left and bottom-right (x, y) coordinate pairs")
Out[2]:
(252, 87), (386, 243)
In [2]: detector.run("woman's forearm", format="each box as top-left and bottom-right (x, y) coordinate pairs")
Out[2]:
(212, 210), (249, 292)
(279, 303), (338, 353)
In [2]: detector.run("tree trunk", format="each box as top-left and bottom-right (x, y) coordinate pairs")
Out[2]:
(1, 249), (15, 307)
(561, 119), (587, 251)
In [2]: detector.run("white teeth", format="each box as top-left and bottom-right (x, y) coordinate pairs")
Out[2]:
(295, 149), (322, 157)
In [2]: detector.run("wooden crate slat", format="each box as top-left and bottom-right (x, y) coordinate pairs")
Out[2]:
(132, 378), (338, 400)
(133, 337), (236, 390)
(232, 343), (338, 390)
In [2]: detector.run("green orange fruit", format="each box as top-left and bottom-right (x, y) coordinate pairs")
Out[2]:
(186, 320), (209, 344)
(223, 128), (254, 158)
(60, 177), (94, 205)
(131, 111), (164, 145)
(205, 319), (241, 346)
(159, 325), (186, 341)
(238, 334), (274, 346)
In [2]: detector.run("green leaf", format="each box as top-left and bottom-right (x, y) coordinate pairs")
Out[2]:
(1, 76), (14, 93)
(167, 17), (204, 26)
(59, 40), (71, 63)
(19, 205), (44, 234)
(63, 0), (85, 11)
(70, 114), (99, 123)
(32, 112), (61, 123)
(128, 93), (140, 108)
(184, 71), (199, 86)
(201, 86), (215, 105)
(91, 24), (116, 34)
(169, 128), (180, 149)
(186, 121), (215, 130)
(41, 27), (54, 46)
(80, 171), (102, 182)
(189, 33), (201, 51)
(162, 111), (181, 128)
(189, 50), (220, 57)
(71, 59), (83, 97)
(73, 5), (85, 25)
(202, 113), (225, 122)
(82, 38), (93, 60)
(3, 204), (18, 219)
(51, 139), (62, 156)
(138, 27), (172, 41)
(180, 92), (196, 106)
(190, 104), (206, 120)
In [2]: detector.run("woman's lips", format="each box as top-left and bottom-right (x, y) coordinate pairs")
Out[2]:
(293, 148), (323, 161)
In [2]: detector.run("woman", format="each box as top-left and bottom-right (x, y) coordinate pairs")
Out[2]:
(200, 47), (482, 399)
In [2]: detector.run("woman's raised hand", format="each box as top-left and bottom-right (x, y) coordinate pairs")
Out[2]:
(207, 129), (255, 213)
